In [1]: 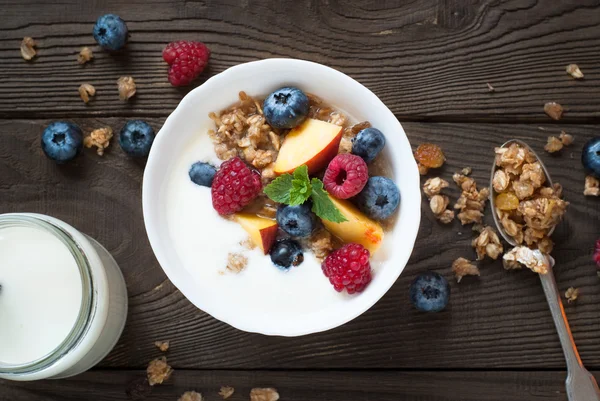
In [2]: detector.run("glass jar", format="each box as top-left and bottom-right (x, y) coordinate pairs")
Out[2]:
(0, 213), (128, 381)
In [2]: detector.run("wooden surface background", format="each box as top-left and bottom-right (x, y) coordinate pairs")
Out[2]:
(1, 0), (599, 400)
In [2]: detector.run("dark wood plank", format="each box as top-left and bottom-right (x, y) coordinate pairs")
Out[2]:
(1, 0), (600, 121)
(1, 118), (599, 369)
(1, 369), (595, 401)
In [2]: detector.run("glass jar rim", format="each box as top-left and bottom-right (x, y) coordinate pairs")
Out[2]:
(0, 214), (94, 374)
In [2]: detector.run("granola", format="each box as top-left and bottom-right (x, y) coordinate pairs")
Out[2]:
(308, 228), (336, 261)
(250, 388), (280, 401)
(147, 357), (173, 386)
(84, 127), (113, 156)
(117, 76), (136, 100)
(219, 386), (235, 399)
(227, 252), (247, 274)
(472, 226), (503, 260)
(544, 136), (563, 153)
(565, 287), (579, 303)
(423, 177), (449, 198)
(20, 37), (36, 61)
(77, 47), (93, 64)
(154, 340), (170, 352)
(503, 246), (551, 274)
(584, 175), (600, 196)
(452, 257), (480, 283)
(78, 83), (96, 104)
(559, 131), (574, 146)
(544, 102), (564, 121)
(566, 64), (584, 79)
(178, 391), (203, 401)
(453, 172), (489, 225)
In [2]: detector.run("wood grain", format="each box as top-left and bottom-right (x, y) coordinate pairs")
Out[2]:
(2, 369), (597, 401)
(0, 0), (599, 121)
(1, 118), (598, 370)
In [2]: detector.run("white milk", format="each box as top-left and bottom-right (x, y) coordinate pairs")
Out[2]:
(0, 225), (83, 365)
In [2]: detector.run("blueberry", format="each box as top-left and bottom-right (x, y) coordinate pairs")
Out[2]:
(119, 120), (155, 157)
(409, 271), (450, 312)
(93, 14), (128, 51)
(41, 121), (83, 164)
(352, 128), (386, 163)
(354, 176), (400, 220)
(270, 239), (304, 270)
(276, 203), (317, 238)
(582, 137), (600, 177)
(189, 162), (216, 187)
(263, 87), (309, 129)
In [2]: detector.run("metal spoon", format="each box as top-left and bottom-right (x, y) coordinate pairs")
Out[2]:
(491, 139), (600, 401)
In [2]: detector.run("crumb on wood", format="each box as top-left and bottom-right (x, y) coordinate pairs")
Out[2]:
(77, 47), (93, 64)
(78, 83), (96, 104)
(559, 131), (574, 146)
(178, 391), (203, 401)
(84, 127), (113, 156)
(20, 37), (36, 60)
(471, 226), (503, 260)
(565, 287), (579, 303)
(154, 340), (170, 352)
(566, 64), (584, 79)
(219, 386), (235, 399)
(250, 388), (280, 401)
(117, 76), (136, 100)
(544, 102), (564, 121)
(584, 175), (600, 197)
(452, 257), (480, 283)
(146, 357), (173, 386)
(544, 136), (563, 153)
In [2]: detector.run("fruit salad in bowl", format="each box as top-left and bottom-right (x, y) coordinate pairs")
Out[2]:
(143, 59), (420, 336)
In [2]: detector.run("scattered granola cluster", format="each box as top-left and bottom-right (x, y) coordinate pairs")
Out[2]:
(544, 131), (574, 154)
(451, 257), (480, 283)
(502, 246), (551, 274)
(226, 252), (247, 274)
(584, 175), (600, 196)
(117, 76), (137, 101)
(544, 102), (564, 121)
(154, 340), (170, 352)
(453, 172), (490, 225)
(83, 127), (113, 156)
(178, 391), (203, 401)
(20, 37), (37, 61)
(566, 64), (584, 79)
(250, 388), (280, 401)
(493, 143), (568, 255)
(565, 287), (580, 303)
(77, 47), (93, 64)
(422, 177), (454, 223)
(219, 386), (235, 399)
(472, 225), (503, 260)
(78, 83), (96, 104)
(146, 356), (173, 386)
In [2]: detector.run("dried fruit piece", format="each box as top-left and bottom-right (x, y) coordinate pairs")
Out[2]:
(565, 287), (579, 303)
(154, 340), (169, 352)
(415, 143), (445, 168)
(78, 83), (96, 104)
(250, 388), (280, 401)
(503, 246), (551, 275)
(559, 131), (574, 146)
(84, 127), (113, 156)
(566, 64), (584, 79)
(423, 177), (449, 198)
(219, 387), (235, 399)
(472, 226), (503, 260)
(20, 37), (36, 61)
(178, 391), (203, 401)
(544, 136), (563, 153)
(584, 175), (600, 196)
(77, 47), (93, 64)
(544, 102), (564, 121)
(452, 257), (480, 283)
(117, 76), (136, 101)
(147, 357), (173, 386)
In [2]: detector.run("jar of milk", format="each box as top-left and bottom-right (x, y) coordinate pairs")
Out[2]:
(0, 213), (128, 381)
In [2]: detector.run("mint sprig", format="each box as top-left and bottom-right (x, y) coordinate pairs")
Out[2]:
(263, 165), (348, 223)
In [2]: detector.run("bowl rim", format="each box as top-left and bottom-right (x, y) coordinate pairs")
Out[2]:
(142, 58), (421, 336)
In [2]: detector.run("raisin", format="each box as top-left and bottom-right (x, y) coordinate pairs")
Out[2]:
(415, 143), (446, 168)
(496, 192), (519, 211)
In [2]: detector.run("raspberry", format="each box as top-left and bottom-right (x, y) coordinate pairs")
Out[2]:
(323, 154), (368, 199)
(594, 239), (600, 268)
(211, 157), (262, 215)
(322, 243), (371, 294)
(162, 41), (210, 87)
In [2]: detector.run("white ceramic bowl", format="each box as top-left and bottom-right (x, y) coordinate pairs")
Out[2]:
(143, 59), (421, 336)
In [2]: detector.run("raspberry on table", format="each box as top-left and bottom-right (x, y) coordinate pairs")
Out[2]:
(322, 243), (372, 294)
(594, 239), (600, 268)
(323, 154), (369, 199)
(211, 157), (262, 215)
(163, 41), (210, 87)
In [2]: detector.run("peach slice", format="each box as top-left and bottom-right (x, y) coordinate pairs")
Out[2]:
(274, 118), (343, 175)
(320, 196), (384, 254)
(234, 213), (278, 254)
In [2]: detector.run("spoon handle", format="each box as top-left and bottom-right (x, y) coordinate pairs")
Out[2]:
(539, 269), (600, 401)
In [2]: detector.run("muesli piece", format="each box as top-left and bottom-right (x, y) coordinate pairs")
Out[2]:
(250, 388), (280, 401)
(147, 357), (173, 386)
(471, 226), (503, 260)
(83, 127), (113, 156)
(423, 177), (449, 198)
(226, 253), (247, 274)
(544, 136), (563, 153)
(559, 131), (574, 146)
(20, 37), (36, 60)
(565, 287), (579, 303)
(584, 175), (600, 196)
(154, 340), (170, 352)
(452, 257), (480, 283)
(178, 391), (203, 401)
(503, 246), (550, 274)
(219, 386), (235, 399)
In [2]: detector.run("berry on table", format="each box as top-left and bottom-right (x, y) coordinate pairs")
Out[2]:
(354, 176), (400, 220)
(276, 203), (317, 238)
(41, 122), (83, 164)
(323, 154), (369, 199)
(163, 41), (210, 87)
(322, 243), (372, 294)
(189, 162), (216, 187)
(263, 87), (309, 129)
(119, 120), (155, 157)
(93, 14), (128, 51)
(409, 271), (450, 312)
(270, 239), (304, 270)
(582, 137), (600, 177)
(351, 127), (386, 163)
(594, 239), (600, 276)
(211, 157), (262, 215)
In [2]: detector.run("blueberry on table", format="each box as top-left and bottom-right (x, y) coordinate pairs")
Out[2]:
(276, 203), (317, 238)
(582, 137), (600, 177)
(270, 239), (304, 270)
(119, 120), (155, 157)
(352, 127), (386, 163)
(354, 176), (400, 220)
(41, 121), (83, 164)
(409, 272), (450, 312)
(263, 87), (309, 129)
(189, 162), (216, 187)
(93, 14), (128, 51)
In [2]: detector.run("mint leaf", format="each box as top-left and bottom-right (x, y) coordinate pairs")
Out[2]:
(293, 165), (309, 183)
(264, 173), (293, 204)
(289, 178), (312, 205)
(310, 178), (348, 223)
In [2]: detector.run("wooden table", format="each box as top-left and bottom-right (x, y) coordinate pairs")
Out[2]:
(1, 1), (599, 400)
